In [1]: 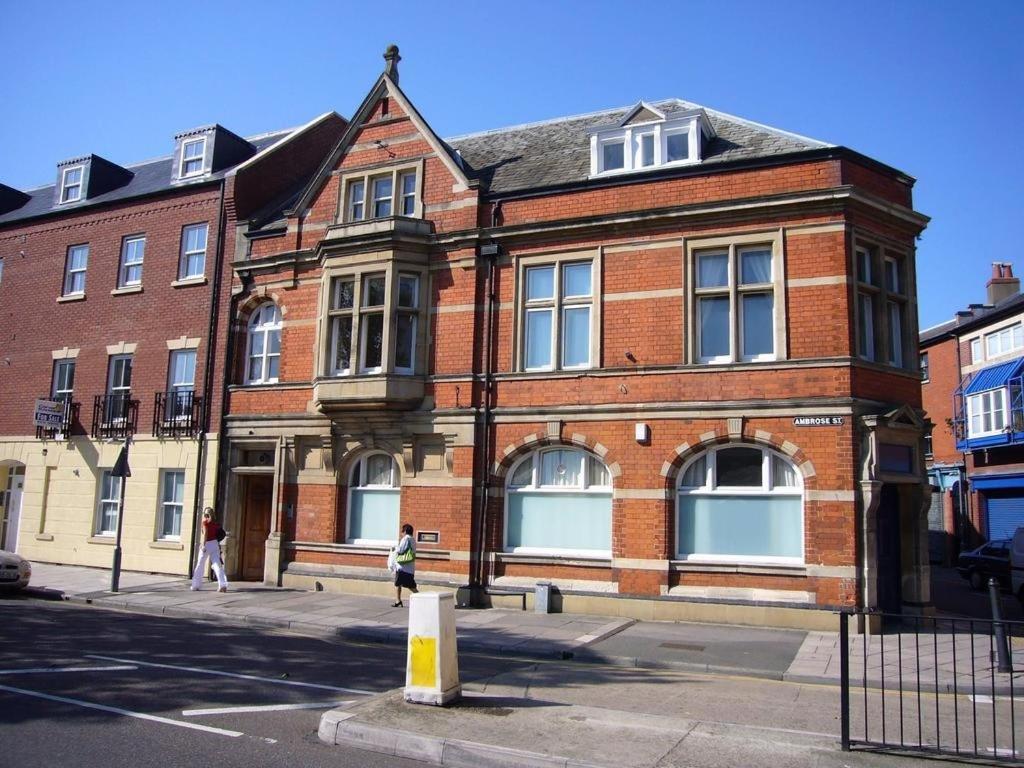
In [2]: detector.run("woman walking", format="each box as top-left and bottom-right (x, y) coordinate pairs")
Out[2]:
(392, 523), (418, 607)
(191, 507), (229, 593)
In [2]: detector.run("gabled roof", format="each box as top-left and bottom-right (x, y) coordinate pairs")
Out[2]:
(0, 130), (291, 227)
(290, 73), (472, 216)
(445, 98), (834, 195)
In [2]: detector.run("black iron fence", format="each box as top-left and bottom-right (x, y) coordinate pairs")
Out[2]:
(840, 608), (1023, 762)
(91, 393), (139, 439)
(152, 390), (203, 438)
(35, 397), (78, 439)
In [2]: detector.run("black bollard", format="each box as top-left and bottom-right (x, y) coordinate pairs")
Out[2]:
(988, 577), (1013, 673)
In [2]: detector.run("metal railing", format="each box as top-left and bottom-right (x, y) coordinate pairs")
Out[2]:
(91, 393), (139, 439)
(35, 397), (78, 440)
(839, 603), (1023, 762)
(152, 390), (203, 438)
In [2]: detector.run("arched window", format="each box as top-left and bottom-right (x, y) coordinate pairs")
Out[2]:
(246, 303), (281, 384)
(677, 443), (803, 563)
(505, 447), (612, 557)
(347, 452), (400, 544)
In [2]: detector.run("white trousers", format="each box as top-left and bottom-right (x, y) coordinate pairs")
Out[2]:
(191, 540), (228, 590)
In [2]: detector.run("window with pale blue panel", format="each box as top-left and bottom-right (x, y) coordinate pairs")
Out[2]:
(678, 495), (802, 559)
(348, 453), (400, 543)
(525, 309), (553, 369)
(741, 293), (774, 359)
(562, 263), (591, 298)
(562, 306), (590, 367)
(676, 444), (803, 562)
(349, 489), (400, 542)
(526, 267), (554, 300)
(699, 296), (730, 359)
(506, 447), (612, 555)
(507, 492), (611, 554)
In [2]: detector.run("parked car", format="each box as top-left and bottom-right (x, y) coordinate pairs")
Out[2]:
(0, 550), (31, 593)
(956, 539), (1011, 591)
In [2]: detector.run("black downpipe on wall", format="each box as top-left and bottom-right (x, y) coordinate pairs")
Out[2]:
(466, 236), (501, 607)
(188, 179), (228, 577)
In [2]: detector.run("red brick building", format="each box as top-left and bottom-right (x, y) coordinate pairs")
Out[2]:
(921, 263), (1024, 577)
(221, 48), (929, 627)
(0, 113), (344, 575)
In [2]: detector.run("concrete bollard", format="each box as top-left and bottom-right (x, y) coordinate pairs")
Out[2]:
(404, 592), (461, 705)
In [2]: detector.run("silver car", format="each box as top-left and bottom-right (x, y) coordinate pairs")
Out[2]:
(0, 550), (31, 592)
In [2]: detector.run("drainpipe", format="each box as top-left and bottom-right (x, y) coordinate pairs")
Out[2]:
(188, 178), (228, 578)
(954, 333), (972, 550)
(470, 233), (501, 605)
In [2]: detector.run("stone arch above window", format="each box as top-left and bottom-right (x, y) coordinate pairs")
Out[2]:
(504, 446), (612, 558)
(346, 451), (401, 546)
(676, 442), (804, 564)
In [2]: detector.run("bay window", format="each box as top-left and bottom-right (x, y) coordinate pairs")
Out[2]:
(968, 388), (1008, 438)
(323, 267), (424, 378)
(856, 243), (912, 369)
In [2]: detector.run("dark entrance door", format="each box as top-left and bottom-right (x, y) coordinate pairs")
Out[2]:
(876, 484), (903, 614)
(241, 475), (273, 581)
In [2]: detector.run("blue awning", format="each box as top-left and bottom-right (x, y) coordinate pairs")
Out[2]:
(964, 357), (1024, 395)
(971, 473), (1024, 491)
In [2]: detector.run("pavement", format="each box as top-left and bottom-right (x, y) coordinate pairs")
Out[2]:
(13, 562), (1024, 767)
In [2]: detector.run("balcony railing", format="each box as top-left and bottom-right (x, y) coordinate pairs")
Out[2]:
(91, 392), (139, 439)
(35, 397), (79, 440)
(153, 390), (203, 438)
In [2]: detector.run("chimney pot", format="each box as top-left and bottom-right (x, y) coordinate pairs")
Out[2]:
(987, 261), (1020, 305)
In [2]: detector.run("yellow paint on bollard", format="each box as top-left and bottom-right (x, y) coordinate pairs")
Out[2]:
(410, 636), (437, 688)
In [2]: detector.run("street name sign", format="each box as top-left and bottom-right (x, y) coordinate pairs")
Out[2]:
(793, 416), (845, 427)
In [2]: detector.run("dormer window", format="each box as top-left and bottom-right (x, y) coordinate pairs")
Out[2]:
(589, 102), (713, 178)
(180, 138), (206, 177)
(60, 166), (83, 203)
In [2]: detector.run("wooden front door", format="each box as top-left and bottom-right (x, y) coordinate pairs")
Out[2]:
(241, 475), (273, 581)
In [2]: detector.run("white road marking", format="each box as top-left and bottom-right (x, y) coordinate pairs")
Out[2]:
(0, 665), (137, 676)
(85, 654), (374, 695)
(0, 683), (243, 738)
(182, 700), (353, 716)
(970, 695), (995, 704)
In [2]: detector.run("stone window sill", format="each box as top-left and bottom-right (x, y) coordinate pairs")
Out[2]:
(172, 276), (207, 288)
(111, 285), (143, 296)
(57, 293), (86, 303)
(670, 560), (808, 577)
(35, 533), (54, 541)
(149, 540), (184, 550)
(87, 536), (116, 545)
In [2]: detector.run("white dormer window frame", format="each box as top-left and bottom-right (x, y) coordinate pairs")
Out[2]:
(60, 166), (84, 203)
(180, 137), (207, 178)
(590, 112), (705, 178)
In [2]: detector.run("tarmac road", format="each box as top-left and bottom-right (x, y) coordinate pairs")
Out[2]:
(0, 600), (519, 768)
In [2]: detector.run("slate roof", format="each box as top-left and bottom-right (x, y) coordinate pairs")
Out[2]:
(445, 98), (834, 195)
(920, 293), (1024, 345)
(0, 131), (291, 227)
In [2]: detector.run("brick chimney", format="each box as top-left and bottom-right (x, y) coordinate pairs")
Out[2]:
(987, 262), (1020, 305)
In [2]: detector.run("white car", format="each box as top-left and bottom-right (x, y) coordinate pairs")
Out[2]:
(0, 550), (31, 592)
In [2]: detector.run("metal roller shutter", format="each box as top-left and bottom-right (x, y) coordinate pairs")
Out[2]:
(985, 492), (1024, 541)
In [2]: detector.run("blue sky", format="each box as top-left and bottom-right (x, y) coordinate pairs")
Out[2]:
(1, 0), (1020, 329)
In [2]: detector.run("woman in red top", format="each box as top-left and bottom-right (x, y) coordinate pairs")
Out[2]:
(190, 507), (229, 592)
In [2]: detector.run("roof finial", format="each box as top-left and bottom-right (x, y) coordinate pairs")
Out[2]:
(383, 44), (401, 84)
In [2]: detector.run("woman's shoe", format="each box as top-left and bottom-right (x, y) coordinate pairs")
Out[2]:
(391, 601), (403, 607)
(218, 587), (228, 593)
